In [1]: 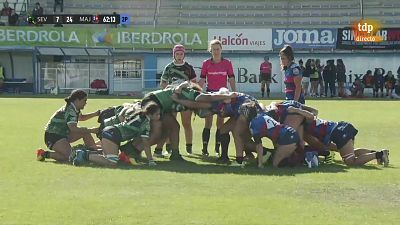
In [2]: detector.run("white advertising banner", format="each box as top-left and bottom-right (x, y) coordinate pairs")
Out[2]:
(157, 54), (400, 94)
(208, 29), (272, 51)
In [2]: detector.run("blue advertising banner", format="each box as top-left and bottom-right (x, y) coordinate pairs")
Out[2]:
(272, 28), (337, 49)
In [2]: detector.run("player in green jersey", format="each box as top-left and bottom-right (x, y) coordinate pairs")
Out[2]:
(159, 44), (198, 155)
(37, 89), (100, 162)
(70, 101), (161, 167)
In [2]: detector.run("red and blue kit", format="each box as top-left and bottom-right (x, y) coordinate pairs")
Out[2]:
(201, 58), (234, 91)
(250, 114), (299, 146)
(284, 63), (304, 103)
(209, 93), (262, 118)
(273, 100), (304, 123)
(305, 118), (358, 149)
(305, 118), (337, 146)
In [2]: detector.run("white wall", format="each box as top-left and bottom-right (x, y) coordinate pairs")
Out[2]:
(157, 53), (400, 93)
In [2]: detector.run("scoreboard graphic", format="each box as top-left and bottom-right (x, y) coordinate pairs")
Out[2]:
(27, 14), (131, 25)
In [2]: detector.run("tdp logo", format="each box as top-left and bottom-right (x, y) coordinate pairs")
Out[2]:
(358, 23), (374, 34)
(352, 19), (383, 42)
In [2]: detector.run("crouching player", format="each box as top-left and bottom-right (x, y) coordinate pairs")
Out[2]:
(37, 89), (100, 162)
(70, 102), (160, 167)
(290, 107), (390, 167)
(239, 102), (300, 168)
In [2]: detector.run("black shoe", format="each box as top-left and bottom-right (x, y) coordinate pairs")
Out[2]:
(202, 149), (209, 156)
(153, 149), (164, 158)
(216, 156), (230, 164)
(169, 153), (185, 161)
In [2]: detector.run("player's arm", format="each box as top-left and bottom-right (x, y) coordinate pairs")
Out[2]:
(79, 110), (100, 121)
(287, 106), (314, 121)
(195, 92), (237, 102)
(294, 76), (302, 102)
(141, 137), (156, 165)
(253, 135), (264, 168)
(68, 122), (98, 134)
(228, 77), (237, 92)
(171, 93), (211, 109)
(160, 80), (168, 89)
(301, 105), (318, 116)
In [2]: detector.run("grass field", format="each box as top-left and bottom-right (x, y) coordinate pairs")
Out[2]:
(0, 97), (399, 225)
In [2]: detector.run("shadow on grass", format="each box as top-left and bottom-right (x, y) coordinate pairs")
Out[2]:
(41, 156), (386, 176)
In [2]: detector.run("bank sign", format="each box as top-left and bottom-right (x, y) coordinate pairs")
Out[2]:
(272, 28), (337, 49)
(208, 29), (272, 51)
(0, 26), (208, 49)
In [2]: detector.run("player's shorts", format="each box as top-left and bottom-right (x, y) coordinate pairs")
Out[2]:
(277, 126), (300, 146)
(330, 122), (358, 149)
(44, 132), (67, 150)
(260, 73), (272, 83)
(102, 126), (123, 146)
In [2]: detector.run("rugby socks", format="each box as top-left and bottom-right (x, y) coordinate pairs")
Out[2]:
(215, 129), (221, 153)
(165, 144), (172, 154)
(186, 144), (192, 154)
(44, 151), (50, 158)
(202, 128), (210, 153)
(375, 151), (383, 159)
(267, 88), (270, 97)
(261, 87), (265, 97)
(154, 147), (163, 155)
(220, 133), (230, 159)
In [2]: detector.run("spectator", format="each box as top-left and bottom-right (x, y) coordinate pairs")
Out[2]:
(373, 68), (385, 98)
(259, 56), (272, 98)
(384, 71), (396, 98)
(32, 2), (43, 17)
(1, 1), (12, 16)
(8, 9), (18, 26)
(0, 64), (4, 92)
(322, 59), (336, 97)
(362, 70), (374, 89)
(302, 59), (311, 96)
(317, 59), (325, 97)
(54, 0), (63, 13)
(336, 59), (347, 97)
(309, 59), (319, 97)
(391, 79), (400, 99)
(351, 77), (364, 98)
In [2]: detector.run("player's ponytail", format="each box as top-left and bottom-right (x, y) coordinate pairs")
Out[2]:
(64, 89), (88, 105)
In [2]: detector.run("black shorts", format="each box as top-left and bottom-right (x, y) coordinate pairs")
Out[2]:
(260, 73), (272, 83)
(310, 78), (319, 82)
(330, 122), (358, 149)
(101, 126), (123, 146)
(44, 132), (67, 150)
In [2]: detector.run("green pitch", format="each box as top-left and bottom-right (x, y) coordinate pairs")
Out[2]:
(0, 97), (399, 225)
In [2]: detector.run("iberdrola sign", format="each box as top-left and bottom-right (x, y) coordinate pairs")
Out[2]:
(0, 26), (208, 49)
